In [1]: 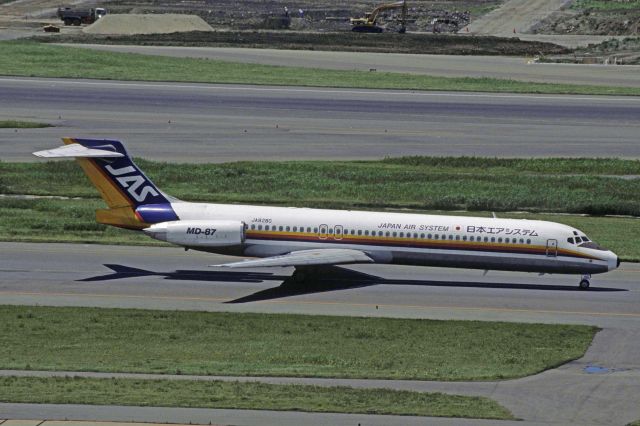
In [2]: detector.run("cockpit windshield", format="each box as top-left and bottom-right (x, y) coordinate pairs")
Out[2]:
(567, 233), (606, 251)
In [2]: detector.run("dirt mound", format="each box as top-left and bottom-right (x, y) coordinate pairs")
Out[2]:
(83, 14), (213, 35)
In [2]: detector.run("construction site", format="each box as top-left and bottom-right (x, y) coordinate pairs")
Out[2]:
(0, 0), (638, 61)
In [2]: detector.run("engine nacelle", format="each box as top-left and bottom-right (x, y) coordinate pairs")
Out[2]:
(143, 220), (245, 247)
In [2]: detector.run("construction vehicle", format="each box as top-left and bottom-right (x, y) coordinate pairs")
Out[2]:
(57, 6), (107, 26)
(350, 0), (407, 33)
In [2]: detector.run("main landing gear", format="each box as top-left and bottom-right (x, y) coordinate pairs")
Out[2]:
(579, 274), (591, 290)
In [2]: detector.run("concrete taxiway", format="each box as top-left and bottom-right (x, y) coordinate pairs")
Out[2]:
(1, 241), (639, 425)
(2, 77), (639, 162)
(68, 44), (640, 87)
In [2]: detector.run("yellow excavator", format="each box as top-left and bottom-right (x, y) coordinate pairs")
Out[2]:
(350, 0), (407, 33)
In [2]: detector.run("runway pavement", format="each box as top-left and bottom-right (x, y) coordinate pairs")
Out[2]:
(1, 241), (639, 425)
(2, 77), (639, 162)
(63, 44), (640, 86)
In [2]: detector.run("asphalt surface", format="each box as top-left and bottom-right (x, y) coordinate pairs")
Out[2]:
(1, 241), (639, 425)
(2, 77), (640, 162)
(68, 44), (640, 87)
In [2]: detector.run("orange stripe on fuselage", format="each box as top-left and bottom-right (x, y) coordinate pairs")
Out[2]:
(246, 231), (604, 261)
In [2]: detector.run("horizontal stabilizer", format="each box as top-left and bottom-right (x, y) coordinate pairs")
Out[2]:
(212, 248), (374, 268)
(33, 143), (124, 158)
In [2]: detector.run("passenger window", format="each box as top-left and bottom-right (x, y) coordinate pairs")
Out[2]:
(420, 233), (425, 238)
(434, 234), (439, 240)
(385, 231), (390, 237)
(258, 225), (263, 230)
(265, 225), (269, 231)
(286, 226), (290, 231)
(519, 238), (524, 244)
(428, 234), (432, 239)
(484, 237), (488, 242)
(329, 228), (334, 234)
(462, 236), (467, 241)
(379, 231), (384, 236)
(279, 226), (283, 231)
(251, 224), (256, 230)
(393, 232), (398, 237)
(313, 227), (317, 233)
(512, 238), (517, 243)
(413, 233), (418, 238)
(498, 237), (503, 243)
(491, 237), (495, 242)
(449, 235), (453, 240)
(351, 230), (355, 235)
(307, 227), (311, 232)
(527, 239), (531, 244)
(455, 235), (460, 240)
(293, 226), (297, 232)
(399, 232), (403, 237)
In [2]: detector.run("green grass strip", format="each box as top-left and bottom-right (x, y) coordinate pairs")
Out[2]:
(0, 376), (514, 419)
(572, 0), (640, 10)
(1, 40), (639, 95)
(1, 306), (596, 381)
(0, 120), (52, 128)
(3, 158), (640, 215)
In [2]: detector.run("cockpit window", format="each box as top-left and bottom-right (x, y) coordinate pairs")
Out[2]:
(573, 233), (607, 251)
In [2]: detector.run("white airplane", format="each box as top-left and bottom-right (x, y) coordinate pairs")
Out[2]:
(34, 138), (619, 289)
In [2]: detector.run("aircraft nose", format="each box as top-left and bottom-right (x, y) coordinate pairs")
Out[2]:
(608, 252), (620, 271)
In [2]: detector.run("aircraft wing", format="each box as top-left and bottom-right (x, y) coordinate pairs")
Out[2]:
(211, 249), (374, 268)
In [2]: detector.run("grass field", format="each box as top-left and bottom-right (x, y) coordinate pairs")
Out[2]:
(4, 158), (640, 215)
(0, 306), (596, 381)
(572, 0), (640, 10)
(0, 120), (51, 128)
(0, 376), (513, 419)
(1, 40), (639, 96)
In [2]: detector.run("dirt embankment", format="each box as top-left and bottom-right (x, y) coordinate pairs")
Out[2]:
(36, 30), (570, 56)
(534, 3), (640, 35)
(83, 14), (213, 35)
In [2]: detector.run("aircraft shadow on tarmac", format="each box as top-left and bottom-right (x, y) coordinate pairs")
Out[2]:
(79, 264), (626, 304)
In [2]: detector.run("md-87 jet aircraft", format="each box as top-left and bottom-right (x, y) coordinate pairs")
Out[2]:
(35, 138), (619, 289)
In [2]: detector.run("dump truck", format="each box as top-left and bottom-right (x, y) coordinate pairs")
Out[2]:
(350, 0), (407, 33)
(57, 7), (107, 26)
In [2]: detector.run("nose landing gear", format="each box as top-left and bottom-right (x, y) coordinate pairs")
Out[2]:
(579, 274), (591, 290)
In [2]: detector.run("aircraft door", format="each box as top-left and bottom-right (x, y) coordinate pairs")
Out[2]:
(319, 224), (328, 239)
(334, 225), (343, 240)
(546, 239), (558, 257)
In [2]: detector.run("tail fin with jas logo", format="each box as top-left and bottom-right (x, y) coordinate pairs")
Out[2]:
(34, 138), (179, 229)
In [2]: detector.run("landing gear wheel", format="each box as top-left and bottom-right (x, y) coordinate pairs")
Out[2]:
(579, 279), (590, 290)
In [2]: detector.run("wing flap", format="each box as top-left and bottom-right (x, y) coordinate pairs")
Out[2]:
(212, 249), (374, 268)
(33, 143), (124, 158)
